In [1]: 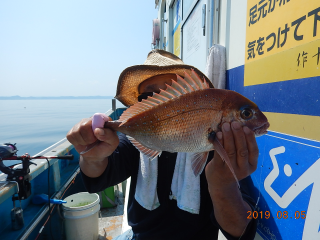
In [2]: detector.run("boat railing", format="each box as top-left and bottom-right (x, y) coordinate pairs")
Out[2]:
(0, 106), (127, 239)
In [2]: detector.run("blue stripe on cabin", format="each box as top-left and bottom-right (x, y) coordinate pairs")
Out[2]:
(172, 18), (181, 36)
(226, 65), (320, 116)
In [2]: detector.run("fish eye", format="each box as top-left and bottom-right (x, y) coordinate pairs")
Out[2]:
(240, 108), (253, 120)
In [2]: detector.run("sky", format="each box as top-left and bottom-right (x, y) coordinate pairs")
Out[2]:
(0, 1), (158, 97)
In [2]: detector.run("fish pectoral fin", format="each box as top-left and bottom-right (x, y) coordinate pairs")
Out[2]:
(211, 138), (240, 188)
(190, 152), (209, 177)
(126, 135), (161, 160)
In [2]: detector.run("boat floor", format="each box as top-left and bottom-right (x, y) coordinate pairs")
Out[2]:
(98, 196), (126, 239)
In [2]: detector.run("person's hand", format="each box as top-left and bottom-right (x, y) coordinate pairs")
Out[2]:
(205, 121), (258, 189)
(66, 117), (119, 162)
(205, 121), (258, 237)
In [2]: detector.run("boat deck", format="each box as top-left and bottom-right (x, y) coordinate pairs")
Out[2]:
(98, 202), (124, 240)
(98, 180), (129, 240)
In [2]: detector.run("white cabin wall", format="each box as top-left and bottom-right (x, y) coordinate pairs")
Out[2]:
(158, 0), (166, 50)
(159, 0), (248, 70)
(158, 0), (177, 54)
(220, 0), (247, 70)
(218, 0), (228, 48)
(157, 1), (162, 46)
(167, 0), (174, 53)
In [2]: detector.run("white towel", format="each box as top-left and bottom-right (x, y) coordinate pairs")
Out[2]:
(135, 152), (201, 214)
(170, 152), (201, 214)
(206, 44), (226, 89)
(134, 44), (227, 214)
(134, 152), (160, 210)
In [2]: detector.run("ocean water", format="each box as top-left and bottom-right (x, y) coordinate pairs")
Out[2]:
(0, 99), (124, 166)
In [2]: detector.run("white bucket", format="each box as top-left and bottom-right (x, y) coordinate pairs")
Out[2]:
(62, 192), (100, 240)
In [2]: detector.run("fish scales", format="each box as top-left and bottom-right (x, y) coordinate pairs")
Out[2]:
(125, 109), (215, 153)
(116, 89), (227, 153)
(104, 69), (270, 180)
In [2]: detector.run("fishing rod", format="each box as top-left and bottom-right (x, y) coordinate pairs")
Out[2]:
(0, 143), (73, 199)
(2, 155), (74, 170)
(0, 143), (74, 231)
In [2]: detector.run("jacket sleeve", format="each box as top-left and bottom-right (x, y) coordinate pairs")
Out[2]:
(81, 133), (140, 193)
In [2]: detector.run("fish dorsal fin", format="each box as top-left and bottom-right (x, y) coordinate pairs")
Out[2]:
(119, 102), (152, 124)
(191, 70), (207, 89)
(140, 102), (153, 108)
(152, 93), (169, 102)
(156, 69), (210, 98)
(184, 71), (200, 90)
(127, 135), (161, 160)
(165, 83), (182, 97)
(147, 96), (164, 104)
(142, 99), (157, 106)
(119, 69), (210, 125)
(171, 80), (188, 94)
(159, 88), (175, 99)
(176, 74), (195, 92)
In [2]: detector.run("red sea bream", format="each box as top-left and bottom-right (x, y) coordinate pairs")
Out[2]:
(105, 70), (270, 184)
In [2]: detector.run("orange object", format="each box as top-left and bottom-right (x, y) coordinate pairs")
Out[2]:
(107, 69), (269, 183)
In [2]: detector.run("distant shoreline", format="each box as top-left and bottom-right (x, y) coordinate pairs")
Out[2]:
(0, 96), (114, 100)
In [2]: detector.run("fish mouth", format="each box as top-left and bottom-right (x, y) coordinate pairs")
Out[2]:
(253, 122), (270, 137)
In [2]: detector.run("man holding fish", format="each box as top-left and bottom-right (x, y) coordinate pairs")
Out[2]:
(67, 50), (269, 240)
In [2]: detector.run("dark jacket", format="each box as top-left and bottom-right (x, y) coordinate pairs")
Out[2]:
(81, 133), (257, 240)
